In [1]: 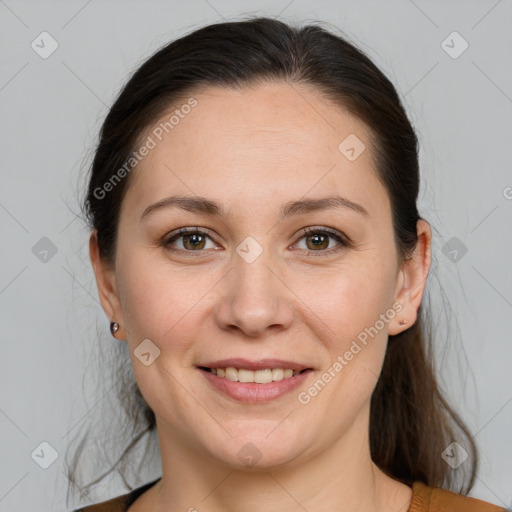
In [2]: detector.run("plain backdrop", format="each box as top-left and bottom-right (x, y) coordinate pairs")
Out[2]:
(0, 0), (511, 510)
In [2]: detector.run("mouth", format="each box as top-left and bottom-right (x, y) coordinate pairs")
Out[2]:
(196, 359), (314, 403)
(198, 366), (310, 383)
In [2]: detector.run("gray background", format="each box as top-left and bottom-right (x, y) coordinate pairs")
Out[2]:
(0, 0), (511, 510)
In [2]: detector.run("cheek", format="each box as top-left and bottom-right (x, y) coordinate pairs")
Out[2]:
(295, 256), (396, 343)
(116, 250), (188, 342)
(116, 249), (222, 356)
(300, 262), (395, 411)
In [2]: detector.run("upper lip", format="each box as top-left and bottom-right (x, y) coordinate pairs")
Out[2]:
(198, 358), (312, 371)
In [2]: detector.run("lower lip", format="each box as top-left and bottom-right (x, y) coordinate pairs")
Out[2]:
(199, 368), (313, 403)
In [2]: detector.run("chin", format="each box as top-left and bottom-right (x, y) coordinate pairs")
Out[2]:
(204, 433), (309, 471)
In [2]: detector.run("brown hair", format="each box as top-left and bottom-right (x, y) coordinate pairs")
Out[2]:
(66, 16), (478, 506)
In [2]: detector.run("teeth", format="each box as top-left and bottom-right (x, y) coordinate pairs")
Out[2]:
(255, 369), (273, 384)
(272, 368), (283, 381)
(210, 366), (304, 383)
(238, 369), (256, 383)
(225, 367), (238, 381)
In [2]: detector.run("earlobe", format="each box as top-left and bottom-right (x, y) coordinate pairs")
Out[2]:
(89, 230), (126, 339)
(389, 219), (432, 335)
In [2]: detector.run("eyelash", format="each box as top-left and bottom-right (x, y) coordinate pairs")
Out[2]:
(162, 226), (349, 257)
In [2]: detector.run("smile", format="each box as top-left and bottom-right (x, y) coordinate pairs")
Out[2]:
(197, 365), (314, 403)
(200, 366), (308, 383)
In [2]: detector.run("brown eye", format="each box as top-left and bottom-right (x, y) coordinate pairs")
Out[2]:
(164, 228), (216, 252)
(295, 227), (348, 255)
(181, 232), (206, 250)
(304, 232), (330, 250)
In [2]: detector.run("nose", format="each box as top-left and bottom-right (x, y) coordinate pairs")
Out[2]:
(213, 250), (294, 338)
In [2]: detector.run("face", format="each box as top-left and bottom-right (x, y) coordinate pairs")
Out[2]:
(93, 81), (423, 470)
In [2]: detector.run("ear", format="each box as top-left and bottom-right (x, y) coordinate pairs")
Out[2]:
(388, 219), (432, 335)
(89, 230), (127, 340)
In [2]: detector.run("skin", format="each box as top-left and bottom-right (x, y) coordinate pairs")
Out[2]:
(90, 81), (431, 512)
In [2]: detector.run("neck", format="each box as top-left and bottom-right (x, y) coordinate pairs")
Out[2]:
(149, 406), (412, 512)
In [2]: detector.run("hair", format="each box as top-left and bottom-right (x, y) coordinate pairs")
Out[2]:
(66, 15), (479, 506)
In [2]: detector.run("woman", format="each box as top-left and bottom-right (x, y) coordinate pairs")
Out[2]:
(69, 16), (505, 512)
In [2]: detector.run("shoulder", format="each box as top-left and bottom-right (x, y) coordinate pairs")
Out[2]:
(410, 481), (507, 512)
(72, 492), (130, 512)
(71, 478), (161, 512)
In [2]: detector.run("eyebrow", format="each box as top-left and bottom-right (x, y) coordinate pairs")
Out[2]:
(140, 194), (369, 221)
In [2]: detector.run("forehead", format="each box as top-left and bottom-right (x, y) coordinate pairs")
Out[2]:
(121, 81), (388, 221)
(144, 81), (370, 161)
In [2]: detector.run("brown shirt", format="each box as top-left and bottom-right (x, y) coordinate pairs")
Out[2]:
(73, 478), (507, 511)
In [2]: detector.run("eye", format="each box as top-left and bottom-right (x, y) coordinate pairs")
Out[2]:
(293, 227), (348, 255)
(163, 228), (217, 253)
(163, 226), (349, 256)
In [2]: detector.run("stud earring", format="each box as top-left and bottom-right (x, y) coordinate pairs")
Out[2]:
(399, 319), (407, 325)
(110, 321), (119, 337)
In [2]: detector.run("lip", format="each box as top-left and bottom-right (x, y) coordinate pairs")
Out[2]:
(197, 359), (314, 403)
(198, 358), (311, 371)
